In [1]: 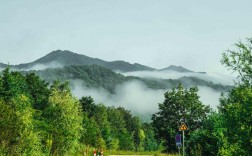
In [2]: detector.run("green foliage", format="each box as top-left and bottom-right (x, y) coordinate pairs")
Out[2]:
(107, 106), (126, 137)
(118, 129), (135, 151)
(187, 113), (223, 156)
(109, 138), (119, 150)
(25, 72), (50, 110)
(0, 68), (29, 101)
(221, 38), (252, 86)
(26, 64), (231, 94)
(218, 38), (252, 155)
(0, 95), (42, 155)
(0, 68), (42, 155)
(34, 65), (127, 93)
(152, 84), (211, 152)
(186, 38), (252, 155)
(218, 86), (252, 155)
(80, 96), (97, 117)
(96, 137), (106, 150)
(142, 123), (161, 151)
(0, 68), (163, 155)
(44, 81), (83, 155)
(81, 114), (102, 147)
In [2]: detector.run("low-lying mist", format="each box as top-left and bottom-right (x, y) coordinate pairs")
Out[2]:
(122, 70), (235, 85)
(2, 61), (64, 71)
(72, 80), (165, 115)
(71, 80), (222, 117)
(21, 61), (64, 71)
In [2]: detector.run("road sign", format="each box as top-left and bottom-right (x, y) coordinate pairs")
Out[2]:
(175, 134), (181, 146)
(179, 123), (187, 131)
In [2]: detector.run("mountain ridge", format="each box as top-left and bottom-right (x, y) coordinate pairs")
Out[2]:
(0, 50), (156, 72)
(0, 50), (198, 73)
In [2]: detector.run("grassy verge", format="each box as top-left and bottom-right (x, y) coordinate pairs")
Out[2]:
(74, 146), (177, 156)
(77, 148), (177, 156)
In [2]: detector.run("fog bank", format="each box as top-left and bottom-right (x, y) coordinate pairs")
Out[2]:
(71, 80), (222, 116)
(122, 71), (235, 85)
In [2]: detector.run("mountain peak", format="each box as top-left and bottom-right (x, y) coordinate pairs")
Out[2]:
(160, 65), (193, 72)
(0, 50), (155, 72)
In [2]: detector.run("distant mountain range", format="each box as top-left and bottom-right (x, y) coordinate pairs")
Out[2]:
(0, 50), (198, 73)
(23, 65), (231, 93)
(0, 50), (155, 72)
(1, 50), (232, 93)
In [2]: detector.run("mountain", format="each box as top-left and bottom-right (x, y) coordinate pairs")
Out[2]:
(25, 65), (232, 93)
(160, 65), (193, 72)
(0, 62), (7, 69)
(0, 50), (155, 72)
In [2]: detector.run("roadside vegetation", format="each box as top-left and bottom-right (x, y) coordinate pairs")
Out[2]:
(0, 38), (251, 155)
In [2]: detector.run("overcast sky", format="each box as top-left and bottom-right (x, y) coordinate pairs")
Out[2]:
(1, 0), (252, 73)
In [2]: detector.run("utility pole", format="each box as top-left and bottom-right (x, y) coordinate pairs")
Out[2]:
(182, 130), (185, 156)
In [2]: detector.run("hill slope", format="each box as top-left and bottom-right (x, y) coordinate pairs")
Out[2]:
(1, 50), (155, 72)
(26, 65), (232, 93)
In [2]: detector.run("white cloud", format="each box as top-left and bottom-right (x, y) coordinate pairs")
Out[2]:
(198, 86), (222, 110)
(71, 80), (222, 116)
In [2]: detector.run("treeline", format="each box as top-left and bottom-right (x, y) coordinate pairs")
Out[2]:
(28, 65), (231, 94)
(151, 38), (252, 155)
(0, 68), (161, 155)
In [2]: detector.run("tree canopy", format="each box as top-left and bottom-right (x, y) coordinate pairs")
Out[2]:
(152, 84), (210, 152)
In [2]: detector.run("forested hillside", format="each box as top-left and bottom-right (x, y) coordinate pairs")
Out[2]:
(0, 68), (161, 155)
(26, 65), (232, 93)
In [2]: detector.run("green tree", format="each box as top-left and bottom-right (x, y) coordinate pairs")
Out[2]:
(117, 107), (141, 151)
(118, 129), (134, 151)
(80, 113), (102, 147)
(218, 38), (252, 155)
(106, 107), (126, 150)
(25, 72), (50, 110)
(0, 95), (41, 155)
(93, 104), (111, 149)
(187, 113), (224, 156)
(44, 81), (83, 155)
(0, 68), (42, 155)
(109, 138), (119, 150)
(221, 38), (252, 86)
(107, 106), (126, 138)
(218, 86), (252, 155)
(152, 84), (210, 152)
(142, 123), (161, 151)
(80, 96), (97, 118)
(0, 68), (29, 101)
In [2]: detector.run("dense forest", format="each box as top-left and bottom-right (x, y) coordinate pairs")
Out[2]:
(26, 64), (232, 94)
(0, 39), (252, 155)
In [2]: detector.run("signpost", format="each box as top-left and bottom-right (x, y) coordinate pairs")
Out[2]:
(175, 134), (181, 156)
(175, 134), (181, 146)
(179, 123), (187, 156)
